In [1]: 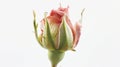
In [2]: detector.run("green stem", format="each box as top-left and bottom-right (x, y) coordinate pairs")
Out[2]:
(48, 50), (65, 67)
(52, 64), (57, 67)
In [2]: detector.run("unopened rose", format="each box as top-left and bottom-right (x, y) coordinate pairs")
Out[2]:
(33, 6), (83, 67)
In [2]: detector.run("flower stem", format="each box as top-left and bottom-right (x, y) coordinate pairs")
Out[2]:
(52, 64), (57, 67)
(48, 50), (65, 67)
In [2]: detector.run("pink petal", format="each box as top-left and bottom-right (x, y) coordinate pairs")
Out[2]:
(58, 6), (69, 14)
(47, 16), (61, 24)
(73, 22), (81, 48)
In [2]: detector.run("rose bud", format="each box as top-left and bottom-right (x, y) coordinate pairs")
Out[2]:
(33, 6), (84, 67)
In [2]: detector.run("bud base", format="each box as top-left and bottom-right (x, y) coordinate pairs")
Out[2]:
(48, 50), (65, 67)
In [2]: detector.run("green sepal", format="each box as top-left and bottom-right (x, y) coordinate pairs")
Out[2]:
(43, 16), (55, 50)
(59, 16), (73, 51)
(64, 18), (73, 50)
(33, 11), (43, 47)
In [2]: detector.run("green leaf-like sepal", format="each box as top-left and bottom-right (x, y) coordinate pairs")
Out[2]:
(33, 11), (43, 47)
(59, 16), (73, 51)
(43, 16), (55, 50)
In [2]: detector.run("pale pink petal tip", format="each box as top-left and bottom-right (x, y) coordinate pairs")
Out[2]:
(73, 22), (81, 48)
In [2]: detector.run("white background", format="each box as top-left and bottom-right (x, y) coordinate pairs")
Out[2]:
(0, 0), (120, 67)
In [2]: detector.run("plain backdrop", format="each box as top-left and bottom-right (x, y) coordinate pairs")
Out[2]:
(0, 0), (120, 67)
